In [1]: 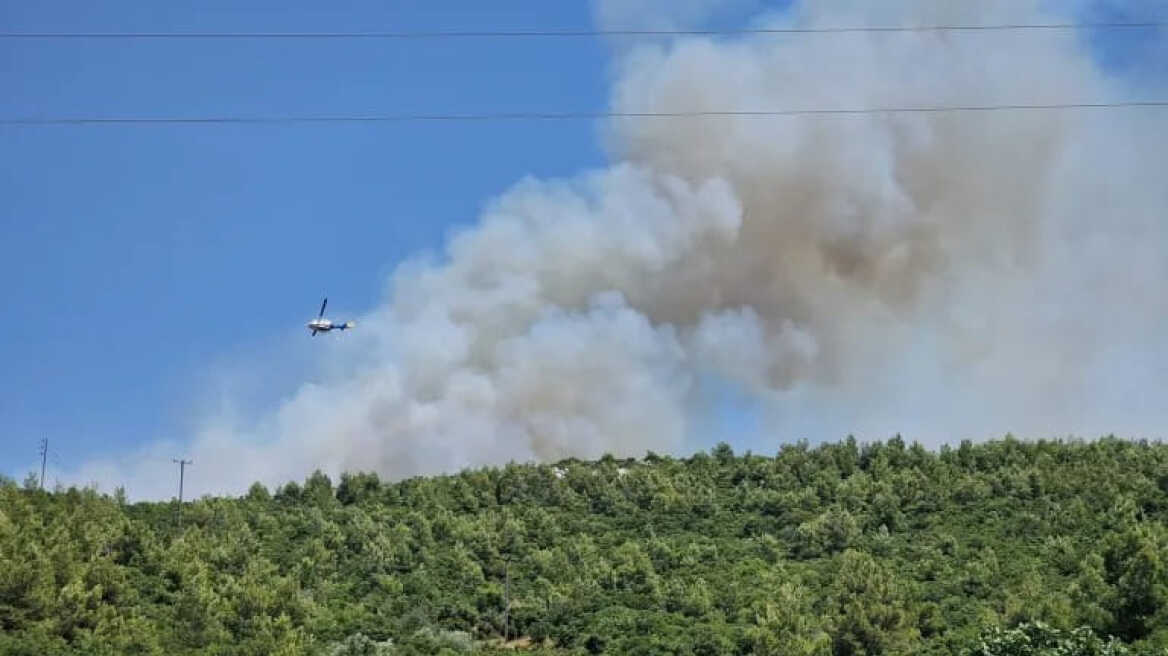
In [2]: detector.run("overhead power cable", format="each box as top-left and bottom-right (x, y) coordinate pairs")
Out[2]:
(3, 101), (1167, 126)
(0, 22), (1164, 39)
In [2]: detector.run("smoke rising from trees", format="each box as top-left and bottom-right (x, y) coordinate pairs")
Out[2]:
(73, 0), (1168, 499)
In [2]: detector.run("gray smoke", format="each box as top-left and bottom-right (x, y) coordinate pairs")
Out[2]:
(73, 0), (1168, 499)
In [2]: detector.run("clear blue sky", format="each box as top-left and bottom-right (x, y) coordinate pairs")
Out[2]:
(1, 0), (1164, 480)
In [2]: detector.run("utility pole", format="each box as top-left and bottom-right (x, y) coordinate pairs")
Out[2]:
(172, 458), (192, 528)
(38, 438), (48, 490)
(503, 557), (511, 643)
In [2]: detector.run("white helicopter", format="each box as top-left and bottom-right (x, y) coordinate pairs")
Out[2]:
(307, 297), (355, 336)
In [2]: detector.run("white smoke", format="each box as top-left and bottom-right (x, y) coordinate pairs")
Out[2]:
(71, 0), (1168, 499)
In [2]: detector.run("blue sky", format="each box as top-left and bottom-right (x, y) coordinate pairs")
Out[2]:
(1, 1), (615, 477)
(2, 0), (1165, 481)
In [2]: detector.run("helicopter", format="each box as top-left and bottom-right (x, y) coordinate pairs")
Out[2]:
(307, 297), (355, 336)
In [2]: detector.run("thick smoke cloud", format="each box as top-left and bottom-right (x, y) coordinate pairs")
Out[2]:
(71, 0), (1167, 499)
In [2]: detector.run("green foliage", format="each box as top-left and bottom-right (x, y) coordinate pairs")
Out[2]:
(967, 622), (1134, 656)
(2, 437), (1168, 654)
(324, 633), (394, 656)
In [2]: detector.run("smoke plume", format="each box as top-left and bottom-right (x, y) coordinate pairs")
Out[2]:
(76, 0), (1168, 499)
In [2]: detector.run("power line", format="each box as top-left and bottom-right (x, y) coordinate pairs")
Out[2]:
(3, 101), (1167, 126)
(0, 22), (1164, 39)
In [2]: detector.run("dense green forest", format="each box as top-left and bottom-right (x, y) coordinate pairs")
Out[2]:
(2, 436), (1167, 655)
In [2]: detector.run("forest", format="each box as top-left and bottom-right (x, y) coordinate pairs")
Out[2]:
(2, 435), (1167, 655)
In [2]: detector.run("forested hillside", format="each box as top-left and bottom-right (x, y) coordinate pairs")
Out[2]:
(2, 436), (1167, 655)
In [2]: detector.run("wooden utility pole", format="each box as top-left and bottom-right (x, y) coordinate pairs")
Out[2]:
(503, 557), (511, 642)
(172, 458), (192, 527)
(38, 438), (48, 490)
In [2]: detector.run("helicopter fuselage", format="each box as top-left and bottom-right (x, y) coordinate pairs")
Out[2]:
(307, 317), (353, 335)
(307, 298), (353, 335)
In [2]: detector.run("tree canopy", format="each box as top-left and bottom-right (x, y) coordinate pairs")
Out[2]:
(2, 436), (1167, 654)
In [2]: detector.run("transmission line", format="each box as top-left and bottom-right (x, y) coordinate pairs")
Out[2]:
(0, 22), (1164, 39)
(3, 101), (1166, 126)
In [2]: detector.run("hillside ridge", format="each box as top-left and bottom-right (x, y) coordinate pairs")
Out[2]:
(3, 436), (1167, 654)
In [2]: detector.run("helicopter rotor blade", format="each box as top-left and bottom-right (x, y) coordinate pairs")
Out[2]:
(319, 297), (327, 318)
